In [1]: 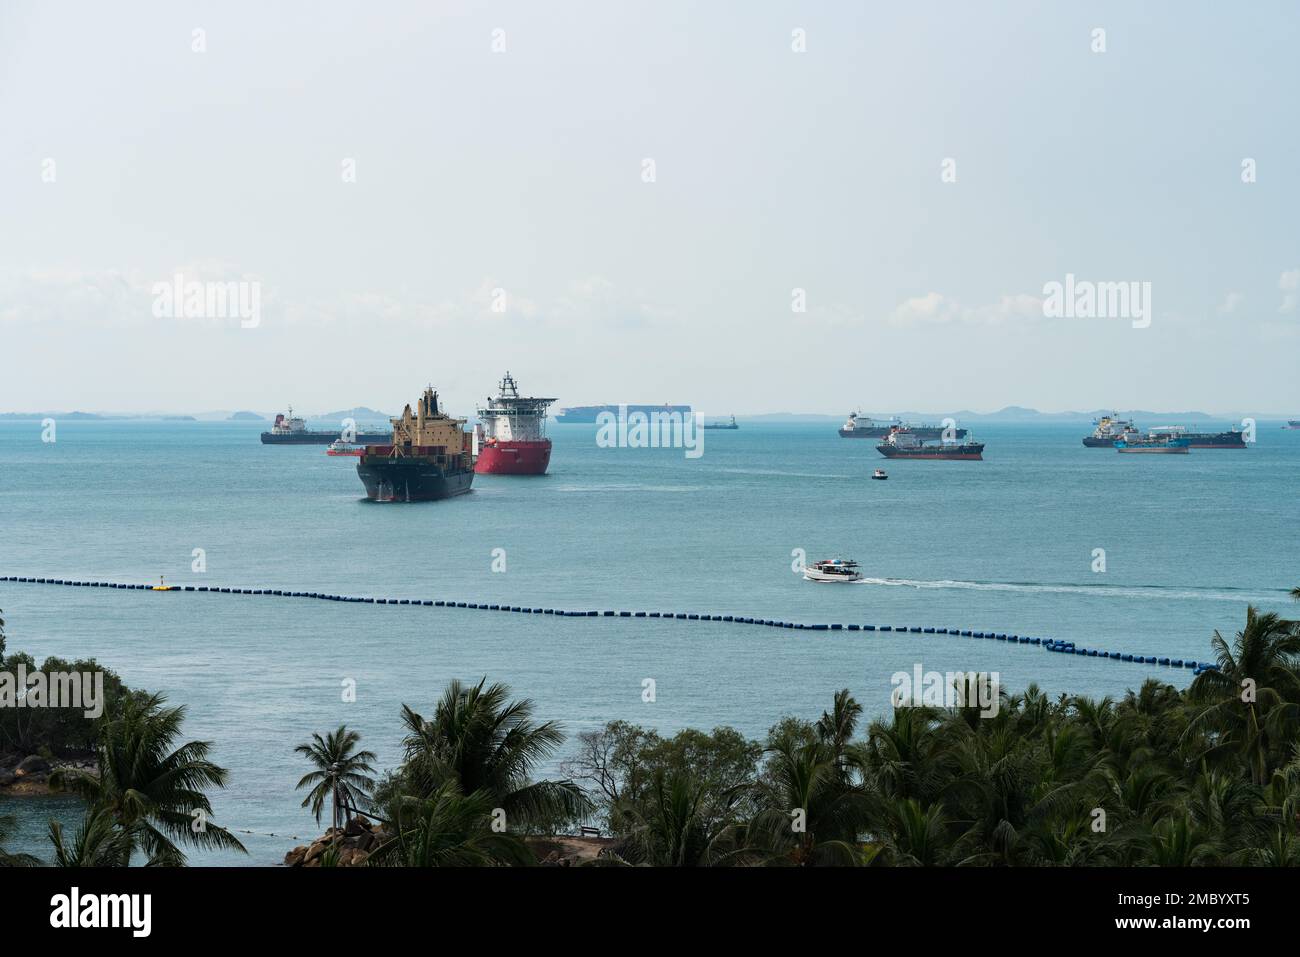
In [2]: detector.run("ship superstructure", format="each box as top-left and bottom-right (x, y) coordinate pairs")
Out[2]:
(474, 372), (557, 475)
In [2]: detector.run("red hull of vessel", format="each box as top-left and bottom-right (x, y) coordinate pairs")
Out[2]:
(475, 440), (552, 475)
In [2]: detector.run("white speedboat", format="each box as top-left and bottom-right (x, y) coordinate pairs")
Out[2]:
(803, 558), (862, 582)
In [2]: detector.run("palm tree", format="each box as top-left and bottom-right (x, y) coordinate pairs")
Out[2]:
(294, 725), (377, 836)
(0, 814), (40, 867)
(369, 780), (534, 867)
(613, 771), (724, 866)
(876, 797), (953, 866)
(50, 692), (245, 865)
(395, 678), (590, 830)
(48, 807), (133, 867)
(1140, 814), (1223, 866)
(1185, 607), (1300, 784)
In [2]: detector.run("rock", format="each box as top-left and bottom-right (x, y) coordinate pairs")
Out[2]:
(15, 755), (50, 775)
(356, 831), (377, 852)
(284, 846), (307, 867)
(0, 771), (15, 787)
(344, 817), (370, 837)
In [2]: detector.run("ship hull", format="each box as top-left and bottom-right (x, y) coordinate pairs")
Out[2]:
(263, 431), (390, 445)
(474, 440), (552, 475)
(1183, 433), (1246, 448)
(1116, 447), (1189, 454)
(356, 458), (475, 501)
(877, 445), (984, 460)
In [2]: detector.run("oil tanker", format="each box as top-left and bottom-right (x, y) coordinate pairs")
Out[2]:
(474, 372), (556, 475)
(261, 407), (389, 445)
(356, 387), (474, 502)
(876, 427), (984, 460)
(839, 411), (967, 440)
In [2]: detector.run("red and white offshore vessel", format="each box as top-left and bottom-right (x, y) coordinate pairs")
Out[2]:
(474, 372), (557, 475)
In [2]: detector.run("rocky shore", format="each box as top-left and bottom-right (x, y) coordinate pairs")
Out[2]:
(0, 753), (97, 796)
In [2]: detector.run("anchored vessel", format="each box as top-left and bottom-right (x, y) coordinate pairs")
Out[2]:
(1115, 435), (1190, 454)
(474, 372), (557, 475)
(1084, 415), (1246, 448)
(803, 559), (863, 582)
(356, 387), (475, 501)
(703, 415), (739, 430)
(555, 403), (691, 424)
(261, 406), (390, 445)
(1082, 414), (1140, 447)
(839, 410), (966, 440)
(876, 427), (984, 460)
(1148, 425), (1245, 449)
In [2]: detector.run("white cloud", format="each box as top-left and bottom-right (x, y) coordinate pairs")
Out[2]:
(888, 292), (1043, 326)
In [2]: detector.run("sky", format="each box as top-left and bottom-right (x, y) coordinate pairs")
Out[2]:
(1, 0), (1297, 416)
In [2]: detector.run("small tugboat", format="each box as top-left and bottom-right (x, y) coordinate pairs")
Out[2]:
(871, 468), (888, 480)
(1115, 435), (1190, 454)
(803, 559), (863, 583)
(326, 438), (365, 457)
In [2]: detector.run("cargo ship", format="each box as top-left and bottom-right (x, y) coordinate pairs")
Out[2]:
(703, 415), (739, 430)
(876, 427), (984, 460)
(1084, 415), (1245, 448)
(355, 387), (475, 501)
(474, 372), (556, 475)
(554, 403), (691, 424)
(1286, 421), (1300, 430)
(839, 410), (966, 440)
(261, 407), (389, 445)
(1147, 425), (1246, 449)
(1082, 414), (1140, 447)
(1115, 436), (1190, 454)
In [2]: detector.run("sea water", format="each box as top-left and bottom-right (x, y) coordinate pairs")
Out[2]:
(1, 419), (1296, 863)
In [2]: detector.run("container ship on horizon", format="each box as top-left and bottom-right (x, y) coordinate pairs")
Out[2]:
(355, 387), (474, 502)
(261, 407), (389, 445)
(474, 372), (556, 475)
(554, 403), (691, 424)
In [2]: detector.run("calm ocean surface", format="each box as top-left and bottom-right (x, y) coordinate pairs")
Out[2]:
(2, 418), (1297, 863)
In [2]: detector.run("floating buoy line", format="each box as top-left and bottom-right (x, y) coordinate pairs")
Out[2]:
(0, 575), (1217, 675)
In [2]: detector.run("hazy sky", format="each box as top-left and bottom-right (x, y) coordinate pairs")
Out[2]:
(2, 1), (1297, 415)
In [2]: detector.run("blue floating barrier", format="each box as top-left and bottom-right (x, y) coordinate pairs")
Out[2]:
(619, 611), (631, 617)
(830, 623), (842, 631)
(648, 612), (661, 618)
(184, 586), (194, 591)
(881, 626), (892, 632)
(1121, 654), (1133, 662)
(863, 625), (875, 631)
(783, 622), (794, 628)
(634, 611), (646, 617)
(543, 609), (553, 614)
(812, 624), (828, 631)
(674, 613), (687, 620)
(937, 628), (948, 634)
(1171, 659), (1182, 667)
(923, 627), (934, 634)
(687, 614), (699, 620)
(847, 624), (859, 631)
(1158, 657), (1169, 666)
(720, 615), (732, 622)
(1088, 650), (1098, 657)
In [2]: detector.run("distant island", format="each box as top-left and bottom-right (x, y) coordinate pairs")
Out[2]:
(227, 411), (266, 421)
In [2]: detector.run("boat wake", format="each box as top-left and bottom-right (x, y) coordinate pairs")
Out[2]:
(856, 577), (1288, 604)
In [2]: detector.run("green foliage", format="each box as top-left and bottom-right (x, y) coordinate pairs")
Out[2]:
(293, 725), (377, 827)
(49, 692), (246, 865)
(0, 653), (134, 756)
(377, 678), (591, 836)
(564, 602), (1300, 867)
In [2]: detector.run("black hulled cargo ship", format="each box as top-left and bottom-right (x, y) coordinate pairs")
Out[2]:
(876, 427), (984, 460)
(356, 387), (475, 502)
